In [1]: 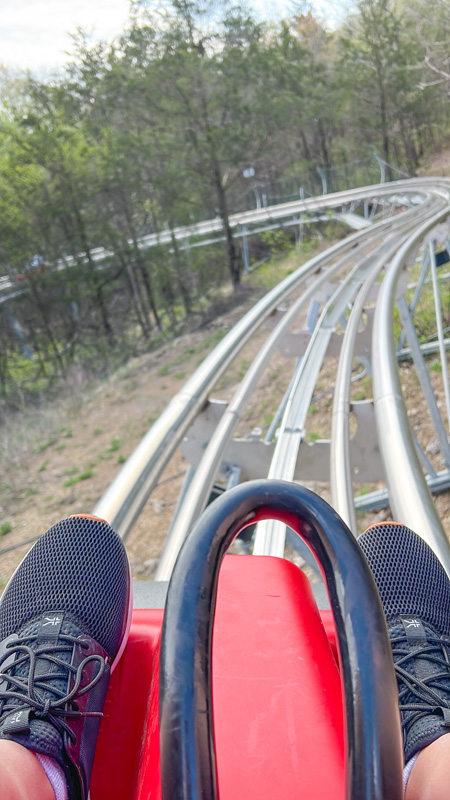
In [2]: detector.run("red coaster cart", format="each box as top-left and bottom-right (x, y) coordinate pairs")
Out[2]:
(90, 480), (404, 800)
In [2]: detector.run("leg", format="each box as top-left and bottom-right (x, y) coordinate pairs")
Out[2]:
(406, 736), (450, 800)
(0, 741), (54, 800)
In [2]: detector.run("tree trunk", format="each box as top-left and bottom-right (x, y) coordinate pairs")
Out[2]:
(121, 197), (162, 330)
(170, 229), (192, 316)
(72, 205), (115, 345)
(317, 119), (331, 171)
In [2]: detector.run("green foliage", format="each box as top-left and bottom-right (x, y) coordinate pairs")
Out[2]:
(0, 522), (12, 537)
(261, 230), (293, 254)
(63, 466), (94, 487)
(35, 438), (58, 454)
(0, 0), (448, 407)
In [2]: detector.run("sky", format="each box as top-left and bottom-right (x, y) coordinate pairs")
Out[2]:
(0, 0), (345, 73)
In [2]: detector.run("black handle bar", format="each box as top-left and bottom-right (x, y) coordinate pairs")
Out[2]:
(159, 479), (403, 800)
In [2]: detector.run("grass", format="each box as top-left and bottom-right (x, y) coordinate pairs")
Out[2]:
(237, 359), (250, 381)
(158, 364), (170, 377)
(63, 467), (94, 488)
(63, 467), (78, 477)
(201, 327), (227, 351)
(123, 378), (139, 393)
(117, 454), (126, 464)
(351, 373), (372, 402)
(108, 436), (121, 453)
(35, 438), (58, 454)
(79, 467), (94, 480)
(0, 522), (12, 537)
(401, 256), (450, 344)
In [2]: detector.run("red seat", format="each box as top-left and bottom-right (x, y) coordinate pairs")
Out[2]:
(91, 555), (344, 800)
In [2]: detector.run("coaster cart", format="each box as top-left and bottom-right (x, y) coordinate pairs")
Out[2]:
(90, 479), (404, 800)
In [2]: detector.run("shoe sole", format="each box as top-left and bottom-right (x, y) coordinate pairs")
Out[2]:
(111, 558), (133, 673)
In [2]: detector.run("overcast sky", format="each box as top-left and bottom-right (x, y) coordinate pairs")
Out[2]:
(0, 1), (344, 73)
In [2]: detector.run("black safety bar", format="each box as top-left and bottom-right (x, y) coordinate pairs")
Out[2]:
(159, 479), (403, 800)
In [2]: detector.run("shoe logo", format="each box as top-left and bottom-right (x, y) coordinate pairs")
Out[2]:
(42, 616), (62, 627)
(37, 613), (63, 639)
(404, 618), (421, 628)
(3, 708), (30, 733)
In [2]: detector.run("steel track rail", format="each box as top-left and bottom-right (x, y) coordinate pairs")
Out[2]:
(330, 196), (449, 532)
(155, 197), (441, 575)
(94, 200), (420, 536)
(252, 211), (435, 557)
(0, 178), (430, 296)
(372, 192), (450, 574)
(93, 178), (450, 577)
(155, 236), (382, 577)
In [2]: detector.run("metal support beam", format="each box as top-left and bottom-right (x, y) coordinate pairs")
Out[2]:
(429, 241), (450, 428)
(397, 295), (450, 467)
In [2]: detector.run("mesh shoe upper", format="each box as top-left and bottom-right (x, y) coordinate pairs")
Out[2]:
(359, 522), (450, 763)
(0, 516), (131, 800)
(0, 516), (130, 659)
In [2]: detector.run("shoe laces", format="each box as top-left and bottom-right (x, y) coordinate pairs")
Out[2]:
(0, 633), (107, 743)
(391, 630), (450, 738)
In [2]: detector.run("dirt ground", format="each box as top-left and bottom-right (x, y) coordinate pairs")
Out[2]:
(1, 183), (449, 589)
(418, 149), (450, 178)
(0, 272), (302, 586)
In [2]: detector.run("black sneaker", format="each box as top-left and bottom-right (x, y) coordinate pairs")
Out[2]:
(358, 521), (450, 764)
(0, 514), (132, 800)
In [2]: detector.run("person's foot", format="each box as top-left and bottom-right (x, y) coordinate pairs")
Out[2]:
(358, 522), (450, 764)
(0, 514), (132, 800)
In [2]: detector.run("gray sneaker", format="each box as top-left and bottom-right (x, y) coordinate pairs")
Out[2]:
(358, 522), (450, 763)
(0, 515), (132, 799)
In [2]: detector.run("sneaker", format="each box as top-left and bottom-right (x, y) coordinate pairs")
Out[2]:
(0, 514), (132, 799)
(358, 521), (450, 764)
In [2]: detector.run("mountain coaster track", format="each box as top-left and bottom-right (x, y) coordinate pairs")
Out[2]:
(92, 177), (450, 579)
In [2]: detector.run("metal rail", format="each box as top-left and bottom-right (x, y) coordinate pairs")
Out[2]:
(253, 237), (408, 555)
(372, 200), (450, 574)
(95, 195), (416, 537)
(93, 177), (450, 578)
(0, 178), (428, 297)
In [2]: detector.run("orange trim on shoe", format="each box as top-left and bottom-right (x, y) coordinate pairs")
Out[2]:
(362, 520), (401, 533)
(69, 513), (109, 526)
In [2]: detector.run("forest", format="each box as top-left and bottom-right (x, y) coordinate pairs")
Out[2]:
(0, 0), (449, 407)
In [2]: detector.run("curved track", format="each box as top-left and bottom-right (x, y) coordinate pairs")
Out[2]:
(93, 178), (450, 577)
